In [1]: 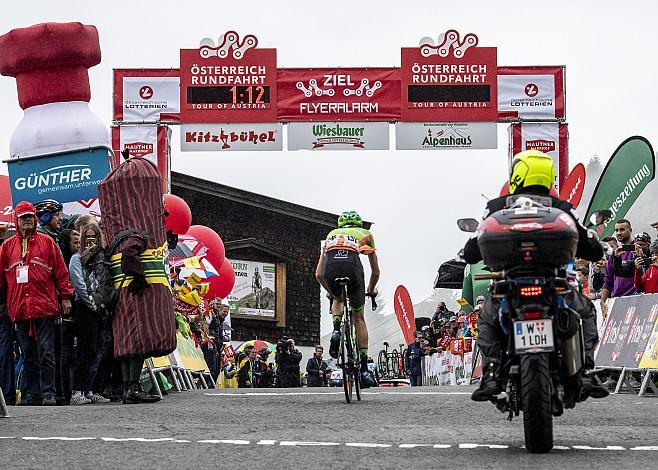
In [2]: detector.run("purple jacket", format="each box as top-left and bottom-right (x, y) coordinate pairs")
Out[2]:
(603, 251), (636, 297)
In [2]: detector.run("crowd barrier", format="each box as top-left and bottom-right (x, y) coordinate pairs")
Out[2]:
(595, 293), (658, 397)
(421, 341), (482, 386)
(146, 332), (215, 397)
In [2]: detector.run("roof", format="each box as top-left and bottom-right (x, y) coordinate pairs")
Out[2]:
(171, 172), (372, 229)
(224, 237), (294, 261)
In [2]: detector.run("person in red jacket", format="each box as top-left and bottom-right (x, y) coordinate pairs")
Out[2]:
(635, 240), (658, 294)
(0, 201), (73, 405)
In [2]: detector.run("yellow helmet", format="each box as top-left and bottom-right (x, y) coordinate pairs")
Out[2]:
(509, 150), (556, 195)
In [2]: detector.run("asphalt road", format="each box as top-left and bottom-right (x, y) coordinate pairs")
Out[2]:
(0, 385), (656, 469)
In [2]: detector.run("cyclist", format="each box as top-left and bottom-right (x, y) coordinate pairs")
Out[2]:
(315, 211), (379, 387)
(463, 150), (608, 402)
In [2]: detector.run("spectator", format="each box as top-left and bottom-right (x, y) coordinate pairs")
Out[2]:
(74, 214), (98, 233)
(253, 347), (274, 388)
(306, 345), (328, 387)
(0, 226), (14, 406)
(66, 223), (110, 405)
(634, 240), (658, 294)
(406, 331), (426, 386)
(275, 337), (302, 388)
(58, 229), (80, 266)
(431, 302), (453, 323)
(34, 199), (64, 243)
(448, 315), (460, 337)
(0, 202), (73, 406)
(600, 219), (636, 317)
(237, 345), (255, 388)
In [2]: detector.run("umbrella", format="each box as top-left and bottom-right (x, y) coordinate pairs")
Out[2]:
(235, 339), (276, 354)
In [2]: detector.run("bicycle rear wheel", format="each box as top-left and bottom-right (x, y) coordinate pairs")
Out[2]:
(352, 320), (362, 401)
(341, 294), (353, 404)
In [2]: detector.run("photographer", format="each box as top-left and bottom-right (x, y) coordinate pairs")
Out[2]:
(635, 240), (658, 294)
(306, 345), (328, 387)
(406, 331), (427, 386)
(275, 337), (302, 388)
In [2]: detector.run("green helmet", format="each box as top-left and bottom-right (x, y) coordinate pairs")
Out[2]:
(337, 211), (363, 228)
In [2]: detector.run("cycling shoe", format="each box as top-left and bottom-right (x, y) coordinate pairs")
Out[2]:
(360, 371), (375, 388)
(329, 331), (341, 359)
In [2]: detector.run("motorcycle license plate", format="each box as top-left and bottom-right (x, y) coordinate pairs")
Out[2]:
(513, 319), (554, 353)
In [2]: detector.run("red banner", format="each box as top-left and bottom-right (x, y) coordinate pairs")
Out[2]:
(111, 125), (171, 193)
(0, 175), (13, 226)
(113, 68), (181, 123)
(277, 68), (400, 121)
(559, 163), (586, 209)
(401, 30), (497, 122)
(509, 122), (569, 190)
(393, 285), (416, 345)
(180, 32), (277, 123)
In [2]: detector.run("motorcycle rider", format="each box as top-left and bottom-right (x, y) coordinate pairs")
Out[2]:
(463, 150), (608, 402)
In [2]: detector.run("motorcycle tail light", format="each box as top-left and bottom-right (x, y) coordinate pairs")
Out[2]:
(520, 286), (543, 297)
(524, 311), (542, 320)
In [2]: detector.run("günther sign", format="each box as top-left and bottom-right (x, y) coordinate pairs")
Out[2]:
(5, 147), (112, 204)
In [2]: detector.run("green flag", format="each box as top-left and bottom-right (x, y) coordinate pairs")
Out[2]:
(585, 136), (655, 238)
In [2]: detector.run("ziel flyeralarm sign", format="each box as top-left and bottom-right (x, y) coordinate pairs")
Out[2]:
(401, 30), (497, 122)
(5, 147), (112, 205)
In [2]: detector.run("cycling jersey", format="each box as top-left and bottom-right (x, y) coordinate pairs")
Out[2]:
(324, 227), (375, 255)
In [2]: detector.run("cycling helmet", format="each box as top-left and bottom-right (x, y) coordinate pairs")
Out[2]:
(35, 199), (63, 225)
(337, 211), (363, 228)
(509, 150), (556, 195)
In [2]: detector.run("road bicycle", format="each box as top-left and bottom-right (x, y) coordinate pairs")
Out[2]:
(334, 277), (376, 404)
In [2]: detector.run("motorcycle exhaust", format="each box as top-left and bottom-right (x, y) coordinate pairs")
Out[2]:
(555, 308), (585, 377)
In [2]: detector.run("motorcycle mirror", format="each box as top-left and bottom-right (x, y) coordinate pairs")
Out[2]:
(383, 341), (389, 348)
(587, 209), (613, 228)
(457, 218), (479, 233)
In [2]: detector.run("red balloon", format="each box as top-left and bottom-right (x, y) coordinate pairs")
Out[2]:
(164, 194), (192, 235)
(186, 225), (225, 267)
(207, 258), (235, 299)
(499, 181), (510, 197)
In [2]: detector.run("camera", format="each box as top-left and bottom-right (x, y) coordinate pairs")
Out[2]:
(640, 257), (653, 269)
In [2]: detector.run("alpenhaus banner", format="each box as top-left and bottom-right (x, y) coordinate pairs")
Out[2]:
(584, 136), (655, 238)
(277, 68), (400, 121)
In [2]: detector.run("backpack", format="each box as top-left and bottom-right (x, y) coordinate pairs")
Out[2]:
(80, 229), (149, 318)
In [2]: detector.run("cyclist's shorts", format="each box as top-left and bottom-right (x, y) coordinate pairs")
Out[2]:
(324, 249), (365, 309)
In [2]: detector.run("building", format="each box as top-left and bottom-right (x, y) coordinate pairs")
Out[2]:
(172, 172), (369, 347)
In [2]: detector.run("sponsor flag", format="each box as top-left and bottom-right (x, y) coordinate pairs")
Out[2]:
(497, 66), (565, 120)
(584, 136), (655, 238)
(0, 175), (14, 225)
(393, 285), (416, 345)
(113, 69), (180, 123)
(559, 163), (586, 209)
(508, 122), (568, 189)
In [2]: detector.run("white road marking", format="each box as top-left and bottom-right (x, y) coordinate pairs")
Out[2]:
(2, 436), (657, 452)
(204, 391), (471, 397)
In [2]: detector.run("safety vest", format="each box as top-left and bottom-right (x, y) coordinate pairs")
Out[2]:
(110, 242), (170, 289)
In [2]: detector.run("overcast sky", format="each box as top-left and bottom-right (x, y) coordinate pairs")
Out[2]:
(1, 0), (657, 311)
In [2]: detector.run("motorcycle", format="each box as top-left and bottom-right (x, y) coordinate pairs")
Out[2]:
(458, 195), (610, 454)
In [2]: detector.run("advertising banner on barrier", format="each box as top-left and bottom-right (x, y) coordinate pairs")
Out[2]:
(508, 122), (568, 189)
(584, 136), (655, 238)
(111, 125), (171, 192)
(497, 66), (565, 120)
(596, 293), (658, 368)
(287, 122), (389, 150)
(180, 32), (277, 123)
(401, 30), (497, 122)
(277, 68), (400, 121)
(393, 285), (416, 345)
(396, 122), (497, 150)
(422, 349), (474, 386)
(180, 123), (282, 151)
(227, 259), (276, 318)
(113, 69), (181, 123)
(5, 147), (112, 205)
